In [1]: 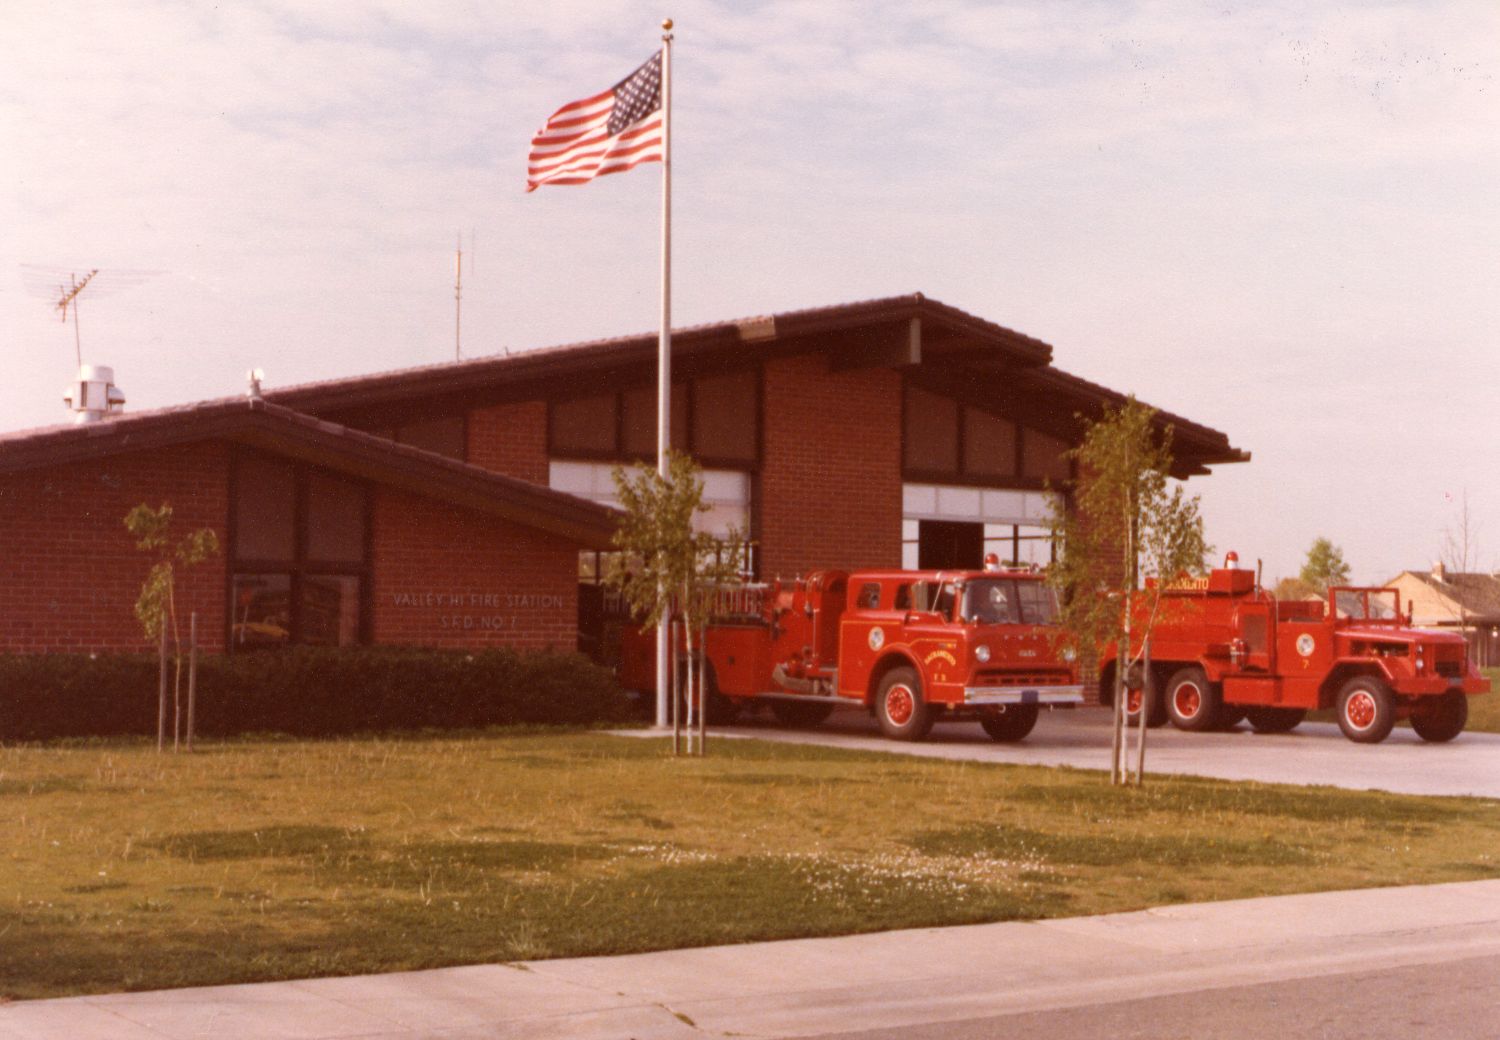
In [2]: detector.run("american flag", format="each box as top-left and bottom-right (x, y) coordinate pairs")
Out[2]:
(527, 51), (664, 192)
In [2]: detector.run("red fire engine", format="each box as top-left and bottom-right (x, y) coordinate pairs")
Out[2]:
(1102, 553), (1490, 744)
(618, 558), (1083, 742)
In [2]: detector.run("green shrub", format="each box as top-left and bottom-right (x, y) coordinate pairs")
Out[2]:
(0, 647), (628, 741)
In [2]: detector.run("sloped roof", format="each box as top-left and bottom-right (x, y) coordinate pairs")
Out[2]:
(0, 398), (620, 547)
(267, 293), (1052, 410)
(1392, 570), (1500, 621)
(263, 292), (1248, 477)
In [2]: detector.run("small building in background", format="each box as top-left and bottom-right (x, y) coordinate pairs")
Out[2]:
(1386, 564), (1500, 667)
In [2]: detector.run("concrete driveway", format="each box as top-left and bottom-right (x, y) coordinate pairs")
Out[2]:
(697, 706), (1500, 798)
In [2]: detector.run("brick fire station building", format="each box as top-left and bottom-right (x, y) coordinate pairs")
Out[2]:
(0, 294), (1247, 658)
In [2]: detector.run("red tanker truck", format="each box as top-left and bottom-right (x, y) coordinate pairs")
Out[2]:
(619, 559), (1083, 742)
(1101, 553), (1490, 743)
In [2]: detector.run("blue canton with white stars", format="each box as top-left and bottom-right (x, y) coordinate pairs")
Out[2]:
(609, 52), (662, 135)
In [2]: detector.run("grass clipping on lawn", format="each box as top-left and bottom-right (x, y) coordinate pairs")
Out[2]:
(3, 732), (1498, 999)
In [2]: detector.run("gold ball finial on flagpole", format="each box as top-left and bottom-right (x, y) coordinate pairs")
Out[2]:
(662, 18), (673, 30)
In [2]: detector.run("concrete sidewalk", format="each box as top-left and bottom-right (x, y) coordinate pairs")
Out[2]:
(6, 879), (1499, 1040)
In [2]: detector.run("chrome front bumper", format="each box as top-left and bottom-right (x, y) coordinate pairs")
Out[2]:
(963, 684), (1085, 706)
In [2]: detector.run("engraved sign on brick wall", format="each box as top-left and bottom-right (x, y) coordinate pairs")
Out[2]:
(390, 590), (566, 630)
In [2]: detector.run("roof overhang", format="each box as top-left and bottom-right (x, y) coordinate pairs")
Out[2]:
(0, 400), (620, 548)
(261, 292), (1246, 480)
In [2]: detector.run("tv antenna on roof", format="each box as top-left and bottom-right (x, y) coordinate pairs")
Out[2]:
(19, 264), (163, 366)
(55, 270), (98, 367)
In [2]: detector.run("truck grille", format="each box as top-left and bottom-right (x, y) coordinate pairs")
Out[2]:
(1431, 643), (1466, 678)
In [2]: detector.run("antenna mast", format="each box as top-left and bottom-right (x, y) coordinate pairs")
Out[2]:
(454, 235), (462, 361)
(56, 270), (99, 367)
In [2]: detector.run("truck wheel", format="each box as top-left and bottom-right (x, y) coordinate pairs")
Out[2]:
(876, 667), (933, 741)
(1336, 676), (1397, 744)
(769, 699), (835, 728)
(1165, 667), (1221, 732)
(1125, 687), (1169, 728)
(701, 663), (741, 725)
(1409, 689), (1468, 743)
(1244, 707), (1306, 734)
(981, 704), (1039, 742)
(1216, 704), (1247, 731)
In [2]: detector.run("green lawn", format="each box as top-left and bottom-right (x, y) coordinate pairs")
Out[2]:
(3, 732), (1498, 1000)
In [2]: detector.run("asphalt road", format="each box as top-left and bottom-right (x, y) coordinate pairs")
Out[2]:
(700, 704), (1500, 798)
(804, 953), (1500, 1040)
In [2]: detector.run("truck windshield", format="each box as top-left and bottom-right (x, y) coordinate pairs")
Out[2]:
(1333, 588), (1400, 621)
(961, 580), (1058, 625)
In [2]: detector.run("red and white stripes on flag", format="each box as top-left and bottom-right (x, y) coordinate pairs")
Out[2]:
(527, 51), (664, 191)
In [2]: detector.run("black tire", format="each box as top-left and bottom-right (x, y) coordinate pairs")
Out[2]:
(1244, 706), (1306, 734)
(1165, 667), (1221, 732)
(981, 704), (1039, 742)
(1409, 689), (1468, 743)
(1336, 675), (1397, 744)
(769, 699), (835, 728)
(701, 663), (741, 725)
(1124, 685), (1170, 728)
(1216, 704), (1248, 731)
(875, 666), (933, 741)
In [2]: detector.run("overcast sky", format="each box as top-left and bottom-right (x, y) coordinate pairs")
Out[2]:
(4, 0), (1496, 584)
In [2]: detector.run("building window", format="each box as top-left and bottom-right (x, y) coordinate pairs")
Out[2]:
(963, 409), (1017, 478)
(549, 392), (618, 455)
(395, 416), (466, 460)
(691, 370), (757, 462)
(903, 386), (959, 474)
(1023, 430), (1071, 483)
(620, 383), (689, 458)
(362, 416), (467, 461)
(902, 383), (1071, 487)
(549, 369), (759, 466)
(230, 453), (369, 649)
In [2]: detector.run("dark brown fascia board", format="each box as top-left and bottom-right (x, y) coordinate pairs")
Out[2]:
(909, 364), (1247, 479)
(0, 400), (253, 474)
(0, 401), (620, 548)
(267, 294), (1054, 418)
(1019, 366), (1251, 470)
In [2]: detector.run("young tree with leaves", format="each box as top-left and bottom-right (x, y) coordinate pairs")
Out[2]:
(606, 451), (744, 755)
(1047, 399), (1208, 785)
(125, 503), (218, 751)
(1298, 537), (1351, 596)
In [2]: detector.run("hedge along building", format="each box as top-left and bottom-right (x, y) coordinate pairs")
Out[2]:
(0, 293), (1247, 660)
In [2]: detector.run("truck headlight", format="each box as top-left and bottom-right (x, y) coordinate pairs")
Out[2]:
(974, 645), (991, 663)
(1061, 647), (1077, 663)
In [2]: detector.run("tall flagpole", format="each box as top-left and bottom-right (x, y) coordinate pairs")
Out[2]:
(654, 18), (675, 729)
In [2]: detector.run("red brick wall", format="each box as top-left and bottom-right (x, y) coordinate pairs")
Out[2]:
(759, 355), (903, 578)
(371, 487), (577, 650)
(0, 443), (229, 654)
(468, 401), (548, 483)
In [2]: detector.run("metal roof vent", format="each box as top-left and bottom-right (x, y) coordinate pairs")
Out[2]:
(62, 364), (126, 424)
